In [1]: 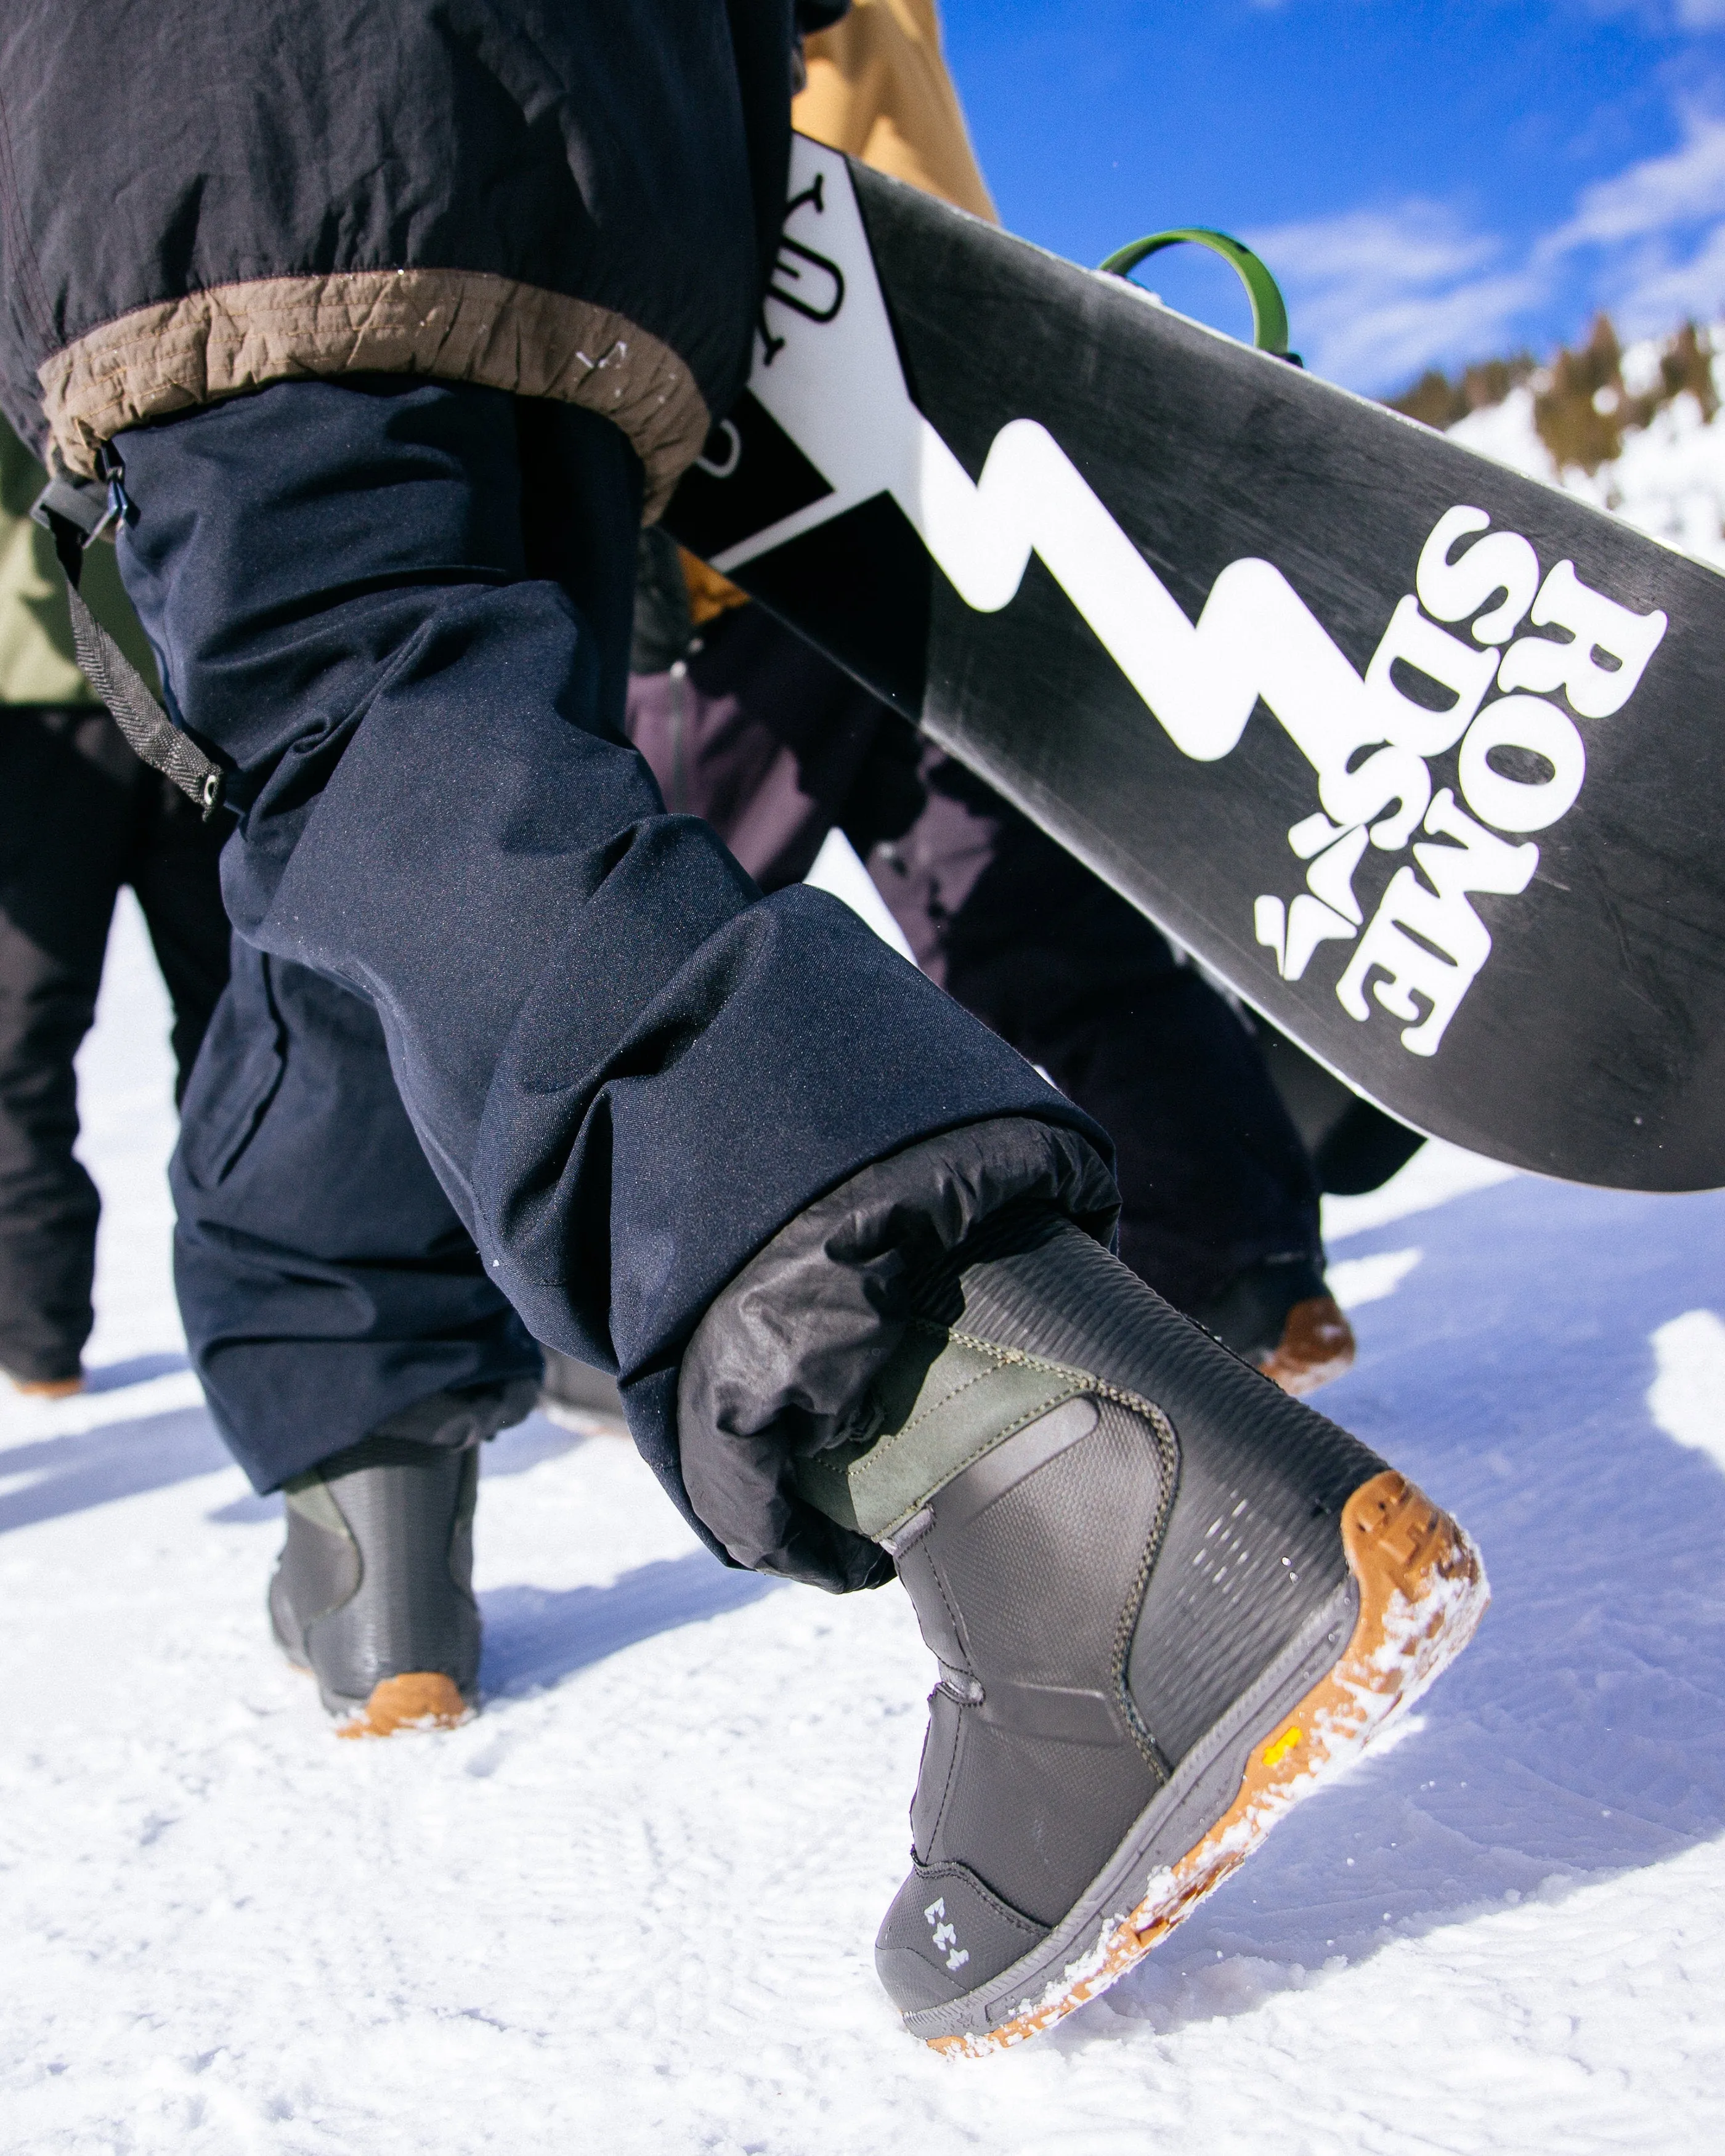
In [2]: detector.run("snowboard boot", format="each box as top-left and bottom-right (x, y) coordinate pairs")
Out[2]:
(795, 1211), (1485, 2053)
(9, 1371), (84, 1399)
(269, 1382), (534, 1737)
(1259, 1292), (1356, 1395)
(1190, 1254), (1355, 1396)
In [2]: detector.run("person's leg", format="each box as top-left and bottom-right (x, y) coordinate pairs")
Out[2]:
(869, 748), (1354, 1389)
(121, 686), (524, 1734)
(115, 376), (1077, 1546)
(1251, 1019), (1427, 1198)
(124, 769), (234, 1105)
(172, 941), (542, 1488)
(115, 378), (1482, 2026)
(172, 941), (543, 1733)
(0, 708), (134, 1391)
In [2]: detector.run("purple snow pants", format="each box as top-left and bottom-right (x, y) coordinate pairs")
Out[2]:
(625, 604), (1323, 1316)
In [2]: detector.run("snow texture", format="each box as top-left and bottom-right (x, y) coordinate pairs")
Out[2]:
(1649, 1310), (1725, 1477)
(1326, 1246), (1423, 1310)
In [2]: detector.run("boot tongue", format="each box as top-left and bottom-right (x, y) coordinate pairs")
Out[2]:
(792, 1321), (1094, 1544)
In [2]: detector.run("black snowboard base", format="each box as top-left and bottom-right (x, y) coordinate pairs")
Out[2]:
(666, 139), (1725, 1191)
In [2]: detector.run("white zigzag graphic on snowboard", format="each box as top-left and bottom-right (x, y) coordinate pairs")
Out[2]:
(716, 138), (1665, 1062)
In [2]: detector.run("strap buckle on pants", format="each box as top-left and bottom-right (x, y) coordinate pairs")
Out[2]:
(31, 456), (227, 819)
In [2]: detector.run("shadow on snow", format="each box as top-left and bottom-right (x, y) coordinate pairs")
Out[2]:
(0, 1388), (763, 1689)
(0, 1404), (231, 1535)
(0, 1398), (592, 1534)
(479, 1556), (780, 1698)
(1095, 1172), (1725, 2040)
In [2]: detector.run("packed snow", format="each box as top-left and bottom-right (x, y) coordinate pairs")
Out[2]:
(7, 367), (1725, 2149)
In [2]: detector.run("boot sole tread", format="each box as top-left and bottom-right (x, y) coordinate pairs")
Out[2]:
(922, 1469), (1488, 2055)
(334, 1671), (471, 1740)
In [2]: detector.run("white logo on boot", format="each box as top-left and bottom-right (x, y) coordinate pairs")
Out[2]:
(923, 1895), (971, 1973)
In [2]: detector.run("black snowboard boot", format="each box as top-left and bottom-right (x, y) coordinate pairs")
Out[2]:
(794, 1212), (1485, 2053)
(1190, 1254), (1356, 1396)
(269, 1382), (534, 1737)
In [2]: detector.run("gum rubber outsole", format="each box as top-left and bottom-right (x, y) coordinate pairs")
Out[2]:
(925, 1469), (1488, 2056)
(335, 1672), (471, 1739)
(1259, 1295), (1357, 1397)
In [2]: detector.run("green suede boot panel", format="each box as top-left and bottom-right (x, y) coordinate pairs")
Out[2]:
(283, 1472), (351, 1541)
(794, 1326), (1095, 1542)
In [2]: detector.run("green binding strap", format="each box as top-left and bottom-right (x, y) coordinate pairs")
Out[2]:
(1098, 228), (1291, 357)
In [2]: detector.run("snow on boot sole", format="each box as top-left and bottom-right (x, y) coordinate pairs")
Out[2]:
(915, 1467), (1487, 2054)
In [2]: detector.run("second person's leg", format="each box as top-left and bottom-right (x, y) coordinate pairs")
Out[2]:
(173, 944), (543, 1731)
(0, 709), (136, 1391)
(869, 748), (1355, 1390)
(116, 377), (1081, 1548)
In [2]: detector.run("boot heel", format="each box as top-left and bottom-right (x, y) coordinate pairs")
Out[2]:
(935, 1472), (1488, 2055)
(336, 1672), (473, 1740)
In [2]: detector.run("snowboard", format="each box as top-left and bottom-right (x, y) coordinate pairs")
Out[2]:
(664, 136), (1725, 1193)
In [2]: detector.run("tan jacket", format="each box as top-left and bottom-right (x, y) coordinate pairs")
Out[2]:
(798, 0), (996, 222)
(681, 0), (994, 624)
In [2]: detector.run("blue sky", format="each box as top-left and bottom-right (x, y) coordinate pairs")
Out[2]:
(941, 1), (1725, 391)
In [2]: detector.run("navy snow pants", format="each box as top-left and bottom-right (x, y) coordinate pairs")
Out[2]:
(118, 378), (1082, 1528)
(171, 939), (544, 1489)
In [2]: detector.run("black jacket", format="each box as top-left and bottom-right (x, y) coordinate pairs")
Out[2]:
(0, 3), (843, 513)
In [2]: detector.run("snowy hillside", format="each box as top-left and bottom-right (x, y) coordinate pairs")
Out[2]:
(1447, 322), (1725, 570)
(7, 384), (1725, 2147)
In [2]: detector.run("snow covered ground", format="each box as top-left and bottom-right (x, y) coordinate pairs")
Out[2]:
(4, 894), (1725, 2154)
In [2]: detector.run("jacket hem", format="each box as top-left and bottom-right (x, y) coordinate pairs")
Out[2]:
(36, 269), (711, 518)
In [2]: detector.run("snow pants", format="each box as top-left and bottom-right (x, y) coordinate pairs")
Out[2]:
(171, 941), (544, 1488)
(626, 609), (1323, 1315)
(870, 748), (1323, 1314)
(0, 705), (230, 1382)
(626, 601), (922, 891)
(121, 377), (1087, 1532)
